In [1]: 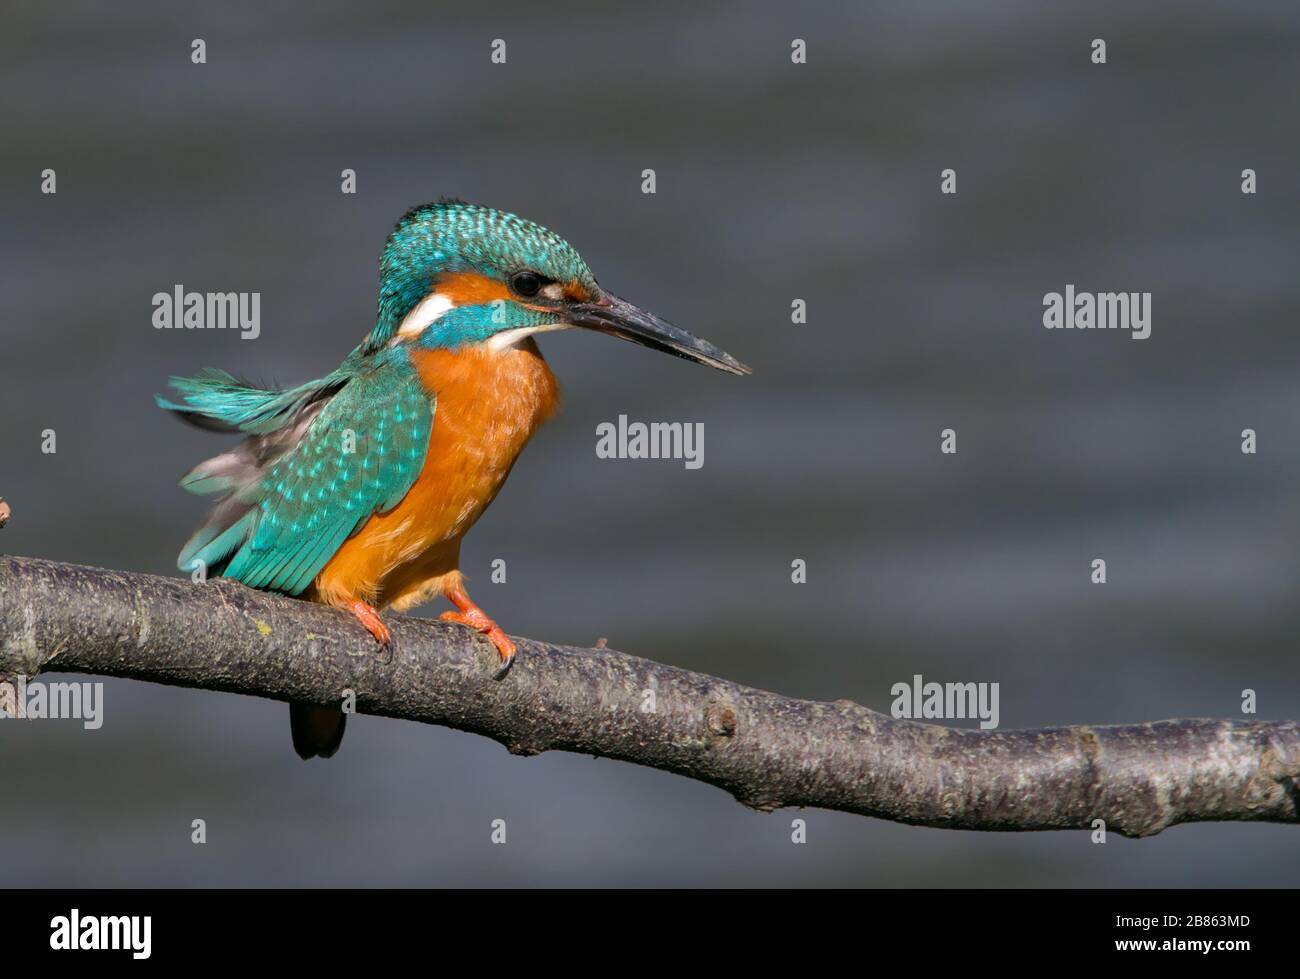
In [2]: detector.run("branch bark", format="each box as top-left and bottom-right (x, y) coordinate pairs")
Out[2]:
(0, 554), (1296, 837)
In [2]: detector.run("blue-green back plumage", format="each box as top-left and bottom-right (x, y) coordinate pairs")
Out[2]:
(162, 347), (433, 595)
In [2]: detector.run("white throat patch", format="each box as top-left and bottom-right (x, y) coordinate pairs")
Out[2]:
(487, 322), (574, 352)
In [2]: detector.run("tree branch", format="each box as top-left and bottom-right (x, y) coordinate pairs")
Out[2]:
(0, 554), (1296, 837)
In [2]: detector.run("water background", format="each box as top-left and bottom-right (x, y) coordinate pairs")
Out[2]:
(2, 0), (1299, 885)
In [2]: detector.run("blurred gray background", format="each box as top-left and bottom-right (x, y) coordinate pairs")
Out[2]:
(2, 0), (1299, 886)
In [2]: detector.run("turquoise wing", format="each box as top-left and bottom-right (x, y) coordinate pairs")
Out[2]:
(182, 353), (433, 596)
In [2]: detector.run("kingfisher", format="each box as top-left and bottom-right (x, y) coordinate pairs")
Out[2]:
(158, 200), (749, 759)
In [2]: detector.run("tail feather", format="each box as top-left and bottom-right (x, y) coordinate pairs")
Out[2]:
(178, 507), (256, 578)
(156, 368), (345, 435)
(289, 703), (347, 759)
(160, 371), (337, 576)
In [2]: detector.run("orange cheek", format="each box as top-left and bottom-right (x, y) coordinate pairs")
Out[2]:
(433, 271), (514, 306)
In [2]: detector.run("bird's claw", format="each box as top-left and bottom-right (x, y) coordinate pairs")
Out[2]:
(346, 599), (391, 648)
(493, 651), (515, 680)
(440, 607), (516, 680)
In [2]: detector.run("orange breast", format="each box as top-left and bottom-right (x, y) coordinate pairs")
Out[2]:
(313, 338), (559, 609)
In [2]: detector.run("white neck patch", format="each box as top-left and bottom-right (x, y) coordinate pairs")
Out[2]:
(394, 292), (454, 341)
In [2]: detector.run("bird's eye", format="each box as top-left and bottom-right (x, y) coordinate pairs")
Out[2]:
(510, 271), (543, 298)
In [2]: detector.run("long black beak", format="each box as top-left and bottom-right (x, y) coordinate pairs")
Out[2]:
(568, 292), (750, 376)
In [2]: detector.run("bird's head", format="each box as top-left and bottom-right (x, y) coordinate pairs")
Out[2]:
(365, 200), (749, 375)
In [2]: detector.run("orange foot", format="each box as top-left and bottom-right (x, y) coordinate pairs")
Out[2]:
(346, 598), (391, 648)
(441, 586), (516, 679)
